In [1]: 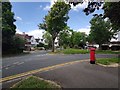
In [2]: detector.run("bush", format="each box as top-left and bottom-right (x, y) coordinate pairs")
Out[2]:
(101, 45), (109, 50)
(13, 35), (25, 50)
(37, 42), (44, 47)
(2, 35), (25, 55)
(44, 45), (49, 50)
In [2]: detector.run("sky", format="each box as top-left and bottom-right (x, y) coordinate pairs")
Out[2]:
(11, 1), (104, 39)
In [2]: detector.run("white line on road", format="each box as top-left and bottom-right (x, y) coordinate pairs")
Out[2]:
(5, 68), (8, 70)
(13, 62), (20, 65)
(36, 54), (48, 56)
(3, 62), (24, 70)
(17, 62), (24, 65)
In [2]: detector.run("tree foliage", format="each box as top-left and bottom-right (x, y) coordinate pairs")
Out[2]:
(37, 42), (44, 47)
(58, 26), (71, 48)
(13, 35), (25, 50)
(69, 1), (103, 15)
(58, 26), (87, 49)
(39, 1), (71, 52)
(0, 2), (2, 29)
(2, 2), (16, 53)
(42, 31), (52, 49)
(89, 15), (114, 49)
(72, 31), (87, 49)
(103, 2), (120, 32)
(69, 1), (120, 32)
(2, 1), (25, 54)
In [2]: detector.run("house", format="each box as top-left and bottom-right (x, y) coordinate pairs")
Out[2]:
(16, 32), (37, 51)
(35, 38), (45, 45)
(110, 31), (120, 50)
(101, 31), (120, 50)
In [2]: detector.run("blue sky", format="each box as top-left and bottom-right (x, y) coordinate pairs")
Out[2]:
(11, 1), (104, 38)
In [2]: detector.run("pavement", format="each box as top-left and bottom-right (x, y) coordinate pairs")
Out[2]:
(2, 60), (118, 89)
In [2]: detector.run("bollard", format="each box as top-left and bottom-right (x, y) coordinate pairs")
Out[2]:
(90, 47), (96, 64)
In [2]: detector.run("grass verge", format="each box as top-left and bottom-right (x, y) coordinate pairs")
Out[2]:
(11, 76), (61, 88)
(58, 48), (89, 54)
(53, 48), (120, 54)
(51, 48), (89, 54)
(96, 58), (120, 65)
(96, 50), (120, 54)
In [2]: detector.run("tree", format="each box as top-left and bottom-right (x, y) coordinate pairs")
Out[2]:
(70, 1), (120, 32)
(73, 31), (87, 49)
(67, 1), (120, 38)
(103, 2), (120, 32)
(12, 35), (25, 52)
(39, 1), (71, 52)
(0, 2), (1, 29)
(58, 26), (71, 48)
(69, 1), (103, 15)
(42, 31), (52, 49)
(89, 15), (114, 49)
(2, 2), (16, 53)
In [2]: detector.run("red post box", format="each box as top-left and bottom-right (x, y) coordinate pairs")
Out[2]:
(90, 47), (96, 64)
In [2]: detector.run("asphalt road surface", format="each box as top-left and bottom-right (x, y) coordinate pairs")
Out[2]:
(35, 61), (118, 88)
(2, 50), (118, 78)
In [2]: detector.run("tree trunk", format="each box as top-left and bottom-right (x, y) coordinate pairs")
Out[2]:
(52, 37), (55, 52)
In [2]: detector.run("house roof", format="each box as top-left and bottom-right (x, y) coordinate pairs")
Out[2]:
(16, 33), (33, 40)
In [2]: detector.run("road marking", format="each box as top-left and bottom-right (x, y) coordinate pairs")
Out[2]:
(17, 62), (24, 65)
(13, 62), (19, 65)
(36, 54), (48, 57)
(0, 59), (89, 83)
(5, 68), (8, 70)
(3, 62), (24, 69)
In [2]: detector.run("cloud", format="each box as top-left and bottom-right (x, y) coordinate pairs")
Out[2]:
(43, 0), (87, 12)
(27, 29), (45, 38)
(77, 25), (90, 35)
(39, 5), (42, 8)
(43, 0), (57, 11)
(15, 29), (45, 38)
(16, 29), (23, 34)
(16, 16), (22, 21)
(43, 5), (51, 10)
(71, 2), (88, 12)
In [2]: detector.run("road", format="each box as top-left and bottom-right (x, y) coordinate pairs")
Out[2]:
(2, 50), (118, 78)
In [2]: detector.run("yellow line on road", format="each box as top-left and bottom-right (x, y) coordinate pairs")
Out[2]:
(0, 59), (89, 83)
